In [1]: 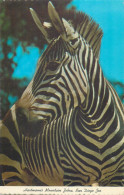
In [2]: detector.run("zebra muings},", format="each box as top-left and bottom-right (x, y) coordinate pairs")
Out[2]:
(0, 2), (124, 186)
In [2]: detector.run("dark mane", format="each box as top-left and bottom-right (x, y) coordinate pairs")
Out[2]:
(46, 9), (103, 59)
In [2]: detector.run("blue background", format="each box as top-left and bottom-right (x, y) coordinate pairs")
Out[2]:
(12, 0), (124, 84)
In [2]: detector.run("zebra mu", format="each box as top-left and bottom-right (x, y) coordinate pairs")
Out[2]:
(0, 2), (124, 186)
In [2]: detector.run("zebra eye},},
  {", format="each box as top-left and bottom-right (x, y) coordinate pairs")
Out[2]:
(16, 107), (28, 125)
(47, 61), (60, 71)
(70, 38), (78, 45)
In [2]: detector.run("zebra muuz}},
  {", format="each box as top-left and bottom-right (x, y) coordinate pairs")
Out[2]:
(0, 1), (124, 186)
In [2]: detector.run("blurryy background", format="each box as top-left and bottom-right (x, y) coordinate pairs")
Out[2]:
(0, 0), (124, 119)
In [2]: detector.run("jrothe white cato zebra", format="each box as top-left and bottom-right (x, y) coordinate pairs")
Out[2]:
(0, 2), (124, 186)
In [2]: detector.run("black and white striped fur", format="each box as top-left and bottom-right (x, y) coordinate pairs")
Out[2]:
(0, 2), (123, 186)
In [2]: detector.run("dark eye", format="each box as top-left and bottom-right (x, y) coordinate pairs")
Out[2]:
(47, 61), (60, 71)
(16, 107), (27, 123)
(70, 38), (78, 45)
